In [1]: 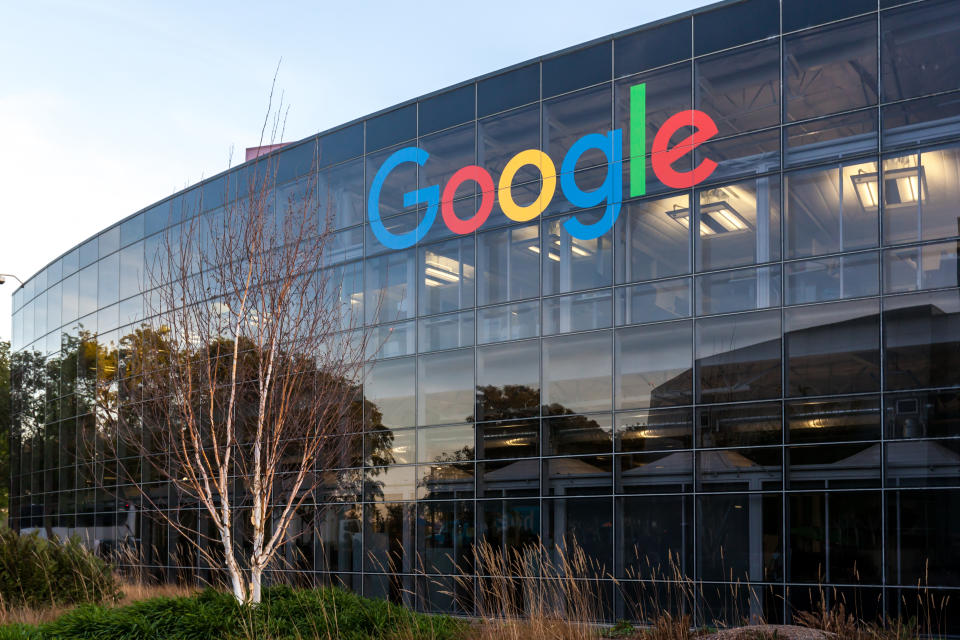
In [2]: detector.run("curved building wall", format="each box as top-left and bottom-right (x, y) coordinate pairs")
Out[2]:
(9, 0), (960, 627)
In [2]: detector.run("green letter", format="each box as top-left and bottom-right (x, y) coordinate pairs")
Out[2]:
(629, 83), (646, 198)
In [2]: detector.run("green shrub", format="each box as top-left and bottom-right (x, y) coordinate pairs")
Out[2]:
(0, 529), (121, 609)
(0, 585), (468, 640)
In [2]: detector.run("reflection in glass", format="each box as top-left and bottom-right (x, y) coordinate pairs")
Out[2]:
(318, 159), (363, 229)
(616, 452), (692, 495)
(477, 420), (539, 461)
(885, 489), (960, 586)
(418, 424), (474, 463)
(884, 391), (960, 440)
(545, 456), (613, 496)
(417, 500), (474, 574)
(545, 496), (613, 570)
(616, 408), (693, 452)
(417, 463), (474, 501)
(886, 440), (960, 489)
(543, 290), (612, 335)
(697, 402), (781, 449)
(788, 443), (881, 491)
(787, 396), (881, 444)
(545, 413), (612, 456)
(884, 241), (960, 293)
(696, 177), (781, 271)
(478, 499), (540, 552)
(696, 265), (781, 315)
(881, 0), (960, 102)
(476, 340), (539, 421)
(418, 311), (474, 352)
(479, 105), (540, 183)
(883, 290), (960, 391)
(785, 299), (881, 397)
(365, 357), (415, 429)
(696, 311), (781, 403)
(477, 301), (539, 344)
(418, 349), (474, 426)
(365, 249), (415, 324)
(615, 278), (691, 326)
(615, 322), (692, 410)
(543, 331), (612, 415)
(785, 252), (879, 305)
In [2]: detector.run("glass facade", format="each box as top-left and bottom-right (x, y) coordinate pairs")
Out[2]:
(8, 0), (960, 628)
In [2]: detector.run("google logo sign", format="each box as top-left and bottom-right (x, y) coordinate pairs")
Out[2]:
(368, 83), (720, 250)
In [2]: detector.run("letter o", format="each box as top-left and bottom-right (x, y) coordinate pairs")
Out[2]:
(497, 149), (557, 222)
(441, 165), (495, 234)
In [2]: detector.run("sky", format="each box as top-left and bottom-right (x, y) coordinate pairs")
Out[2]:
(0, 0), (711, 343)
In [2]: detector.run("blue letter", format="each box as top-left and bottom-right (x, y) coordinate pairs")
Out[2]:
(368, 147), (439, 250)
(559, 130), (623, 240)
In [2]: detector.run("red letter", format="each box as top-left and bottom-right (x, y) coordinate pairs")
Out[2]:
(650, 110), (718, 189)
(441, 165), (494, 234)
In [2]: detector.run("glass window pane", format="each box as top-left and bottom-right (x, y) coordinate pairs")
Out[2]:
(477, 64), (539, 118)
(882, 145), (960, 245)
(882, 92), (960, 152)
(697, 493), (782, 582)
(365, 427), (415, 466)
(543, 84), (611, 172)
(615, 321), (692, 411)
(419, 84), (474, 136)
(615, 278), (691, 326)
(787, 253), (880, 307)
(545, 456), (613, 497)
(477, 420), (539, 461)
(618, 496), (693, 579)
(478, 499), (540, 550)
(118, 242), (144, 302)
(542, 211), (613, 295)
(615, 194), (690, 284)
(696, 265), (781, 315)
(545, 413), (613, 456)
(886, 439), (960, 488)
(365, 357), (415, 429)
(366, 144), (417, 218)
(695, 40), (780, 138)
(615, 63), (693, 197)
(615, 19), (691, 77)
(418, 424), (475, 464)
(697, 402), (782, 448)
(419, 124), (476, 195)
(884, 241), (960, 293)
(884, 390), (960, 439)
(785, 299), (881, 397)
(881, 0), (960, 102)
(542, 42), (610, 98)
(696, 128), (780, 183)
(787, 396), (881, 444)
(318, 159), (363, 230)
(418, 311), (473, 353)
(419, 237), (475, 316)
(418, 349), (474, 426)
(696, 176), (781, 271)
(543, 331), (612, 414)
(616, 407), (693, 452)
(784, 16), (878, 122)
(477, 301), (539, 344)
(368, 320), (415, 359)
(696, 310), (781, 403)
(784, 110), (878, 168)
(78, 264), (97, 319)
(785, 160), (880, 259)
(476, 340), (540, 422)
(885, 489), (960, 587)
(694, 0), (778, 56)
(543, 290), (612, 335)
(479, 105), (540, 184)
(884, 290), (960, 390)
(365, 249), (415, 324)
(477, 223), (540, 305)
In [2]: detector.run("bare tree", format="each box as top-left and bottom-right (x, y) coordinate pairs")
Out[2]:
(100, 95), (370, 604)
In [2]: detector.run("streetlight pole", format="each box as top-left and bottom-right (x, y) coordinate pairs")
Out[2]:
(0, 274), (24, 287)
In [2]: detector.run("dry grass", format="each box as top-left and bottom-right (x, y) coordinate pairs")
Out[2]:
(0, 581), (199, 627)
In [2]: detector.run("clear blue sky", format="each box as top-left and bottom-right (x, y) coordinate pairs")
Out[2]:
(0, 0), (710, 342)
